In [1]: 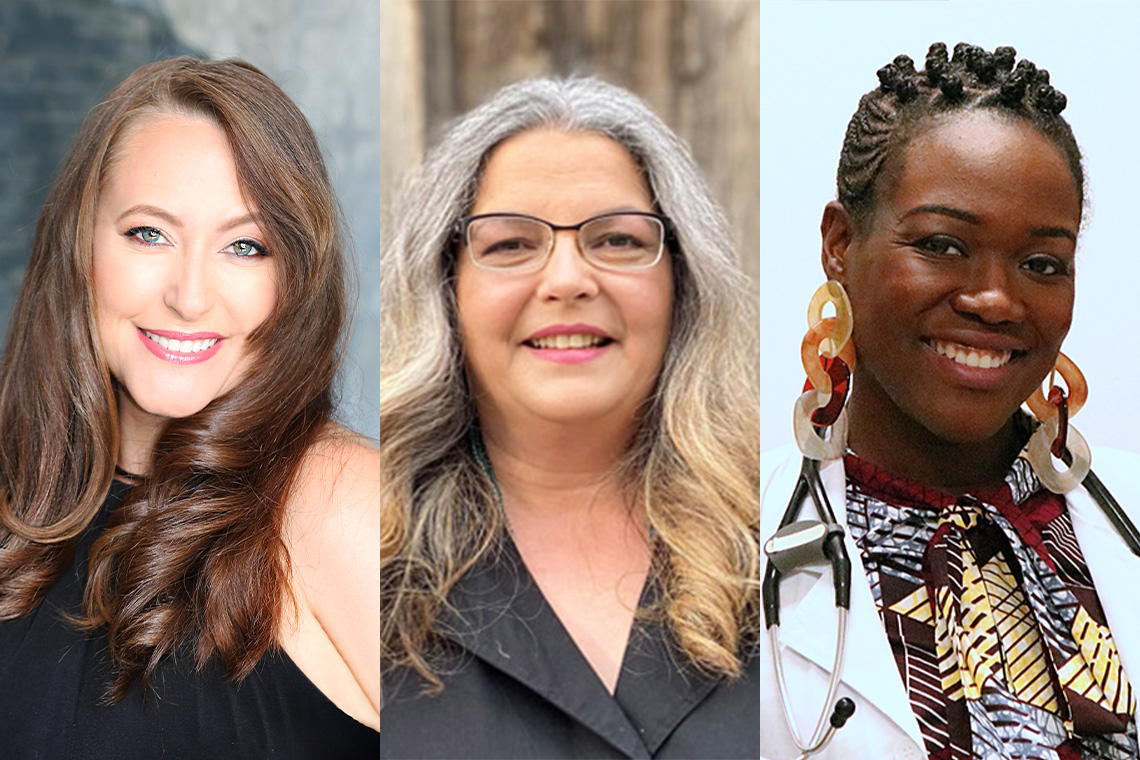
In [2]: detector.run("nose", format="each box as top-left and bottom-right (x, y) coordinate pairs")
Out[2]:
(535, 230), (600, 301)
(163, 250), (215, 321)
(951, 257), (1025, 324)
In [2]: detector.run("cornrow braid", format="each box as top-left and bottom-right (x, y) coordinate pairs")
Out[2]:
(837, 42), (1084, 232)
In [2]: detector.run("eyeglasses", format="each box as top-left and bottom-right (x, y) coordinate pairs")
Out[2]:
(456, 211), (672, 272)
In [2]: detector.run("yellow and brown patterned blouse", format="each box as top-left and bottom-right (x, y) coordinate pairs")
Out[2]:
(845, 453), (1137, 760)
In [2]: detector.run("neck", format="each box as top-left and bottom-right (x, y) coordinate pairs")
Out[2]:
(845, 381), (1023, 494)
(478, 409), (636, 516)
(116, 390), (164, 476)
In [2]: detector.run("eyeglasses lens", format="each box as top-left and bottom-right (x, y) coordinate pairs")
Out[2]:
(466, 217), (549, 270)
(580, 215), (663, 269)
(466, 214), (663, 271)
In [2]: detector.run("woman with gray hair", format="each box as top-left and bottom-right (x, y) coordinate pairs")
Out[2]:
(378, 77), (760, 758)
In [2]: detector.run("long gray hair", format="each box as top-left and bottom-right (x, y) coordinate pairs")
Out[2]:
(380, 77), (760, 690)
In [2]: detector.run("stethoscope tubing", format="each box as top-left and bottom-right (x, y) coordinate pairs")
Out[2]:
(764, 457), (854, 758)
(770, 609), (850, 757)
(762, 450), (1140, 759)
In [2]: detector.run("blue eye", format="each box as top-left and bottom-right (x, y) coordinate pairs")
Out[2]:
(126, 226), (167, 246)
(226, 238), (269, 257)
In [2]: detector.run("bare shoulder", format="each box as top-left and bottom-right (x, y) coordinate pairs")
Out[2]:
(282, 423), (382, 718)
(288, 424), (384, 530)
(284, 424), (383, 592)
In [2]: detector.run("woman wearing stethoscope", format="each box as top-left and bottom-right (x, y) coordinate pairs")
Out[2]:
(760, 43), (1140, 760)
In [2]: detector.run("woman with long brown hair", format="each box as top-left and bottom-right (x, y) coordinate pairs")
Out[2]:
(0, 57), (380, 757)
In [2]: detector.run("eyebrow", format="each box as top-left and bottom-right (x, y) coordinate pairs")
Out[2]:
(114, 205), (259, 235)
(1028, 225), (1077, 242)
(903, 204), (979, 223)
(903, 204), (1077, 242)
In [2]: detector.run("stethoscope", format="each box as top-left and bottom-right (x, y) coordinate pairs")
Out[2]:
(761, 455), (854, 760)
(761, 450), (1140, 759)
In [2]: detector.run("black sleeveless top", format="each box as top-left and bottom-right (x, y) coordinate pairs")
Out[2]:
(0, 480), (379, 759)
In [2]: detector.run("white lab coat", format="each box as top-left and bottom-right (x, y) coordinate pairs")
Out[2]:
(759, 444), (1140, 760)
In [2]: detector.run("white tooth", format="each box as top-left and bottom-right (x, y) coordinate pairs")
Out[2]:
(934, 339), (1013, 369)
(532, 333), (604, 349)
(157, 335), (170, 350)
(192, 340), (203, 353)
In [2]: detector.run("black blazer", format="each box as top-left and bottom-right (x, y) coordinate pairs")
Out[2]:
(380, 541), (759, 759)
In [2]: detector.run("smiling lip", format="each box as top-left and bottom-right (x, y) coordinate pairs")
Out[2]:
(138, 327), (223, 365)
(928, 339), (1015, 369)
(524, 323), (613, 363)
(923, 337), (1029, 390)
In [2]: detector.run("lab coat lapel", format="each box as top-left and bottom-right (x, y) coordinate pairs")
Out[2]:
(1067, 474), (1140, 721)
(776, 455), (927, 749)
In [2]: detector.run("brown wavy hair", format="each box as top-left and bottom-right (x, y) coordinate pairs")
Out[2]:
(0, 57), (347, 699)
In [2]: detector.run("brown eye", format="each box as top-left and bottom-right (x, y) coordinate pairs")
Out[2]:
(915, 235), (964, 257)
(1022, 254), (1069, 277)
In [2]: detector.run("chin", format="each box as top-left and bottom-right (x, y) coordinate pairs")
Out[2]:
(126, 389), (216, 422)
(922, 413), (1016, 446)
(527, 392), (639, 427)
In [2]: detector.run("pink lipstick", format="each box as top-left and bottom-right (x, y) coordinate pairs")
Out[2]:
(138, 327), (223, 365)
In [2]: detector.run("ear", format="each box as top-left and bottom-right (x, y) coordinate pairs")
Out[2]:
(820, 201), (857, 283)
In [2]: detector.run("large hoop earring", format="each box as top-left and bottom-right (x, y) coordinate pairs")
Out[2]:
(1023, 351), (1091, 493)
(794, 281), (855, 460)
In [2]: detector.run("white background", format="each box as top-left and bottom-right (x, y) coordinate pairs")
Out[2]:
(759, 1), (1140, 454)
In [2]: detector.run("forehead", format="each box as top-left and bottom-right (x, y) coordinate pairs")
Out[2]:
(881, 111), (1081, 224)
(471, 129), (653, 222)
(97, 114), (254, 217)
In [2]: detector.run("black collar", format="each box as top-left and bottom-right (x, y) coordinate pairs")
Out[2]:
(438, 537), (720, 758)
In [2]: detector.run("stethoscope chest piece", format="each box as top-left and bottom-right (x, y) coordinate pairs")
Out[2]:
(763, 519), (845, 575)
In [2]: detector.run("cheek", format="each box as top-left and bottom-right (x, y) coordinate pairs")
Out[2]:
(91, 250), (145, 327)
(455, 271), (504, 381)
(629, 268), (674, 363)
(247, 278), (278, 331)
(1042, 291), (1074, 348)
(456, 267), (528, 345)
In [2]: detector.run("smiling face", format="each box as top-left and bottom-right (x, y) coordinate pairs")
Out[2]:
(455, 129), (674, 437)
(823, 111), (1080, 449)
(92, 114), (278, 439)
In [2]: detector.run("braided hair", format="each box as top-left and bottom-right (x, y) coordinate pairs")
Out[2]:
(837, 42), (1084, 232)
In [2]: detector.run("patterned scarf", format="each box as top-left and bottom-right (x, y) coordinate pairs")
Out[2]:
(845, 454), (1137, 760)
